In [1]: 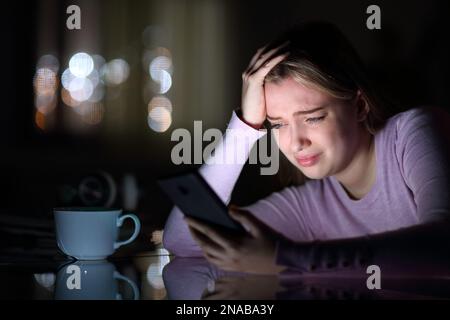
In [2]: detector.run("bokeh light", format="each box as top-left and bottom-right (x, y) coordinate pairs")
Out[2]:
(147, 51), (173, 94)
(68, 77), (94, 102)
(69, 52), (94, 78)
(34, 55), (60, 122)
(147, 106), (172, 132)
(62, 53), (105, 105)
(34, 93), (57, 114)
(142, 80), (171, 102)
(61, 88), (81, 107)
(154, 70), (172, 94)
(61, 68), (75, 90)
(37, 55), (59, 73)
(87, 69), (100, 88)
(149, 55), (172, 80)
(34, 52), (110, 130)
(142, 47), (172, 72)
(91, 54), (106, 71)
(34, 110), (46, 130)
(33, 68), (58, 95)
(101, 59), (130, 86)
(148, 95), (172, 113)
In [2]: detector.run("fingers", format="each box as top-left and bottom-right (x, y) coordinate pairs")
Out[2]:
(204, 252), (225, 266)
(188, 226), (232, 270)
(244, 41), (290, 76)
(245, 46), (267, 73)
(229, 209), (262, 238)
(185, 217), (232, 250)
(249, 41), (290, 74)
(244, 41), (288, 74)
(241, 53), (289, 84)
(252, 52), (289, 79)
(188, 226), (226, 258)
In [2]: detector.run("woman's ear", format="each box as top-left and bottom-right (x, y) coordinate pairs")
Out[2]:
(355, 90), (370, 122)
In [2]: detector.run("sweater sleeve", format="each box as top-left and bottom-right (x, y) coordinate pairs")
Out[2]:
(162, 110), (267, 256)
(396, 108), (450, 223)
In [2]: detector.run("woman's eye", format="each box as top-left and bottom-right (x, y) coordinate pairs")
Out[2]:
(268, 123), (285, 130)
(306, 116), (325, 124)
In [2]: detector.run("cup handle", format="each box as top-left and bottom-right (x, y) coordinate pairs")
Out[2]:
(114, 213), (141, 250)
(114, 271), (140, 300)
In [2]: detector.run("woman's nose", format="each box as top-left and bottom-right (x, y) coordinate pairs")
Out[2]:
(290, 125), (311, 153)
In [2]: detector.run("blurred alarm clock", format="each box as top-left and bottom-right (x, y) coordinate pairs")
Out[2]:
(77, 171), (117, 207)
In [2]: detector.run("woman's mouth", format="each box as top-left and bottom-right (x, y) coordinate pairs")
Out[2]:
(295, 153), (322, 167)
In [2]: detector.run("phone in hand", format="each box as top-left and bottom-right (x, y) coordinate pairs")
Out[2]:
(158, 171), (246, 234)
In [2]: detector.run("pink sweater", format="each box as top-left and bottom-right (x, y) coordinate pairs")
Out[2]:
(163, 107), (450, 270)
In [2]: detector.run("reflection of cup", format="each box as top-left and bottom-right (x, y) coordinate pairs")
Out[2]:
(54, 207), (141, 260)
(54, 260), (139, 300)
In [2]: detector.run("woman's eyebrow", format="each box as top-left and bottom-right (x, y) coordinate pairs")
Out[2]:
(267, 106), (325, 120)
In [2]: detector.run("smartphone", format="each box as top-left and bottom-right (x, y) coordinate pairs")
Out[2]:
(158, 171), (246, 234)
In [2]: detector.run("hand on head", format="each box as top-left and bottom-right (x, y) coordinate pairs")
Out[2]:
(240, 42), (290, 129)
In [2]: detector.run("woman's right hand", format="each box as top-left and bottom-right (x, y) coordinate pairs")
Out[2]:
(240, 43), (289, 129)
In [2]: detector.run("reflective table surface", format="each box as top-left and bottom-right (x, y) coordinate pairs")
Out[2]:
(1, 214), (450, 300)
(2, 248), (450, 300)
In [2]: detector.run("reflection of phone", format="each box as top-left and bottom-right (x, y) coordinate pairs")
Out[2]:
(158, 171), (246, 234)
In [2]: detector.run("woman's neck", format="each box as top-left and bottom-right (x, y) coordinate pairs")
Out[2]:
(334, 130), (376, 200)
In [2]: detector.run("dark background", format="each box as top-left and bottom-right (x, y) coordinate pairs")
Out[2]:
(1, 0), (449, 235)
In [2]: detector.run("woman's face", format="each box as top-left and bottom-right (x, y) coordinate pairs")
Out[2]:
(265, 77), (365, 179)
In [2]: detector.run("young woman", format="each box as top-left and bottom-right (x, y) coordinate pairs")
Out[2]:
(162, 22), (450, 275)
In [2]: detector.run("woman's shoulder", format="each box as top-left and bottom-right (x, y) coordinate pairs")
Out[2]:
(378, 106), (446, 140)
(377, 106), (450, 157)
(384, 107), (433, 129)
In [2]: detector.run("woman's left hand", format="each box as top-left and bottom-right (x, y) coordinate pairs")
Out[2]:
(185, 207), (285, 275)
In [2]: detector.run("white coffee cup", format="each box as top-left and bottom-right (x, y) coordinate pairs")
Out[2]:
(54, 207), (141, 260)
